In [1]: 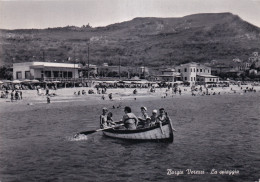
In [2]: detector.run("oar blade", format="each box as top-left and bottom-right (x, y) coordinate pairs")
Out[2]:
(79, 130), (97, 135)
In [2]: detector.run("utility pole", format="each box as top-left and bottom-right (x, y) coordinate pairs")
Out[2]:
(87, 43), (90, 80)
(119, 58), (121, 80)
(74, 50), (76, 87)
(42, 51), (45, 62)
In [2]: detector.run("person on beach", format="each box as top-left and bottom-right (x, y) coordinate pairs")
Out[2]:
(179, 89), (181, 95)
(121, 106), (138, 130)
(100, 107), (114, 129)
(5, 90), (9, 99)
(46, 87), (49, 95)
(15, 91), (19, 100)
(109, 93), (113, 100)
(10, 91), (14, 102)
(47, 96), (50, 104)
(20, 91), (23, 100)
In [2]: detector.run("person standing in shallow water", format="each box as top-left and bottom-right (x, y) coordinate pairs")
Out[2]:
(122, 106), (138, 130)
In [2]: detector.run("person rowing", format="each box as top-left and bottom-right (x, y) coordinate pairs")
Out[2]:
(121, 106), (138, 130)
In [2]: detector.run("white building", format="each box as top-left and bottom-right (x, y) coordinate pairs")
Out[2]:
(13, 62), (80, 80)
(175, 62), (219, 84)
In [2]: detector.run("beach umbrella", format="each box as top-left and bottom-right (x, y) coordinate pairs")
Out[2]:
(31, 79), (40, 83)
(52, 81), (60, 83)
(2, 80), (12, 83)
(12, 80), (21, 84)
(22, 79), (31, 82)
(0, 81), (3, 84)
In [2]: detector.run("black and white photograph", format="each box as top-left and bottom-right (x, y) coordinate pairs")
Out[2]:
(0, 0), (260, 181)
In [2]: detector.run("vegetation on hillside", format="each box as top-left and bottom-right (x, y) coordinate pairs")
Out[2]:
(0, 12), (260, 67)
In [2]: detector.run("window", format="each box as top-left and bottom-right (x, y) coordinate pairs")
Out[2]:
(210, 78), (212, 81)
(45, 71), (51, 77)
(68, 72), (72, 78)
(200, 69), (202, 72)
(184, 68), (187, 72)
(197, 69), (199, 72)
(204, 69), (205, 72)
(53, 71), (59, 78)
(16, 71), (22, 79)
(208, 70), (210, 73)
(191, 77), (193, 81)
(185, 77), (187, 80)
(41, 71), (44, 79)
(178, 69), (181, 73)
(194, 68), (196, 72)
(190, 68), (192, 72)
(25, 71), (31, 79)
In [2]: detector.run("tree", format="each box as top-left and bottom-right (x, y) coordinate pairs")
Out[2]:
(0, 66), (13, 80)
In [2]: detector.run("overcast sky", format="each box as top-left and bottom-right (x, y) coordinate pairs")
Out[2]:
(0, 0), (260, 29)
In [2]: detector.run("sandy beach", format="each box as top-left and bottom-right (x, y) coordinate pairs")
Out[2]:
(1, 83), (259, 109)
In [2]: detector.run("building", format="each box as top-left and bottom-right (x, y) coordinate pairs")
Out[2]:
(155, 68), (182, 82)
(196, 75), (219, 83)
(175, 62), (219, 84)
(13, 62), (80, 81)
(97, 63), (149, 78)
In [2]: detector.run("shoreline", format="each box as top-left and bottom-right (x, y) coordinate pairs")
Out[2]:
(0, 84), (260, 114)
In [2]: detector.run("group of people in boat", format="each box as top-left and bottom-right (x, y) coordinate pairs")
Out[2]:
(100, 106), (169, 131)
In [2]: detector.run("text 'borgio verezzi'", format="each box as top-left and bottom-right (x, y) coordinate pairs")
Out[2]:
(167, 169), (240, 176)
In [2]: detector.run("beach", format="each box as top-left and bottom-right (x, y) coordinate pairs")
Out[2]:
(0, 84), (259, 181)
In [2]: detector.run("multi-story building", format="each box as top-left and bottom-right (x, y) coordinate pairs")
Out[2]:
(13, 62), (80, 81)
(175, 62), (219, 84)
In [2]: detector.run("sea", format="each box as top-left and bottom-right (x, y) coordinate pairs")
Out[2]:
(0, 92), (259, 182)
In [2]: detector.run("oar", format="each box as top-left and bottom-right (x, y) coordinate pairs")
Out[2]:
(74, 123), (124, 137)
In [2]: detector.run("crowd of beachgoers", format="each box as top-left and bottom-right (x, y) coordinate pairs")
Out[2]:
(0, 81), (260, 105)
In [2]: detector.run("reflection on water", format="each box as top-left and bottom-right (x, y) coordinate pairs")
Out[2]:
(0, 93), (259, 181)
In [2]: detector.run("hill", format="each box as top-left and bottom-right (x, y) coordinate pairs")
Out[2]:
(0, 12), (260, 67)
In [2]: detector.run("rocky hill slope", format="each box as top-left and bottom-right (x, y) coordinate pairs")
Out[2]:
(0, 12), (260, 67)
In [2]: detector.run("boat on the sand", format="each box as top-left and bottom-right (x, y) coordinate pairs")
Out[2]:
(102, 120), (174, 142)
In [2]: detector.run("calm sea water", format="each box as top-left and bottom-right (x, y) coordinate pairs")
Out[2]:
(0, 93), (259, 182)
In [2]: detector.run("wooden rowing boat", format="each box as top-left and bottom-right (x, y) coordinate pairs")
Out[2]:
(102, 120), (174, 142)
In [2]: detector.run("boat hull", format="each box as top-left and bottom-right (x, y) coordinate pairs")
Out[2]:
(103, 121), (174, 142)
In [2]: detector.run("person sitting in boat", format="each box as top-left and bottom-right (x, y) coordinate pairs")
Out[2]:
(100, 107), (114, 129)
(107, 112), (115, 126)
(122, 106), (138, 130)
(150, 109), (158, 126)
(157, 108), (169, 123)
(156, 108), (168, 134)
(138, 106), (150, 128)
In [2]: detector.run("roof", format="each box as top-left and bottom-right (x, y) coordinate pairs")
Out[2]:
(14, 62), (80, 69)
(176, 62), (209, 68)
(197, 75), (219, 78)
